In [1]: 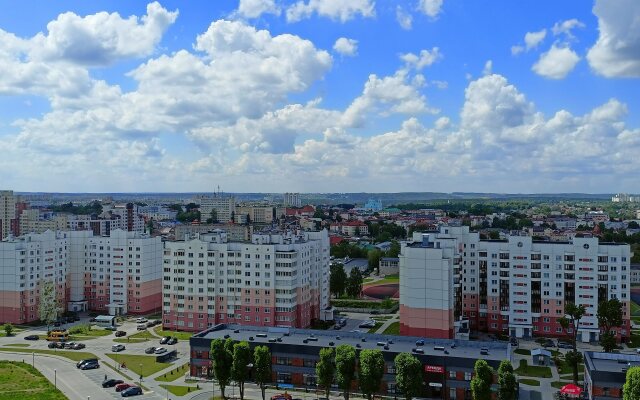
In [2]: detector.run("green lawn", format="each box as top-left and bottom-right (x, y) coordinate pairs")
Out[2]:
(114, 329), (158, 343)
(518, 378), (541, 386)
(0, 361), (66, 400)
(383, 322), (400, 335)
(628, 331), (640, 348)
(560, 373), (583, 381)
(631, 300), (640, 316)
(515, 359), (552, 378)
(155, 363), (190, 382)
(153, 326), (193, 340)
(363, 275), (399, 287)
(160, 384), (200, 396)
(368, 322), (383, 333)
(555, 355), (585, 375)
(106, 354), (173, 377)
(4, 344), (30, 348)
(372, 316), (393, 321)
(551, 381), (573, 389)
(102, 360), (133, 380)
(514, 349), (531, 355)
(0, 347), (97, 362)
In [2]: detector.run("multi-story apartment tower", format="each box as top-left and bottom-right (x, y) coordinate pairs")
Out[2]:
(162, 229), (330, 332)
(0, 229), (162, 323)
(200, 196), (236, 223)
(400, 225), (631, 342)
(0, 190), (16, 240)
(283, 193), (301, 208)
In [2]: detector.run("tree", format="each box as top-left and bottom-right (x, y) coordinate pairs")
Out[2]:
(559, 303), (586, 383)
(394, 353), (422, 400)
(3, 323), (13, 337)
(470, 359), (493, 400)
(387, 240), (401, 258)
(354, 227), (361, 237)
(359, 349), (385, 400)
(231, 341), (251, 400)
(146, 218), (154, 234)
(39, 280), (62, 331)
(316, 348), (335, 400)
(346, 268), (363, 298)
(210, 338), (233, 399)
(330, 264), (347, 298)
(628, 221), (640, 229)
(335, 344), (357, 400)
(368, 249), (383, 274)
(497, 360), (517, 400)
(253, 346), (271, 400)
(597, 298), (623, 352)
(624, 367), (640, 400)
(206, 209), (218, 224)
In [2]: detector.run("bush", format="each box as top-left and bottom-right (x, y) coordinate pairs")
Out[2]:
(68, 324), (91, 335)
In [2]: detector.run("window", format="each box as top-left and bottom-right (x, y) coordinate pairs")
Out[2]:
(464, 372), (472, 381)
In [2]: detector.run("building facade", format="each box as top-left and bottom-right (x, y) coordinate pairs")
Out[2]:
(0, 190), (16, 240)
(162, 229), (330, 332)
(200, 196), (236, 223)
(584, 351), (635, 399)
(283, 193), (301, 208)
(0, 229), (162, 324)
(400, 226), (631, 341)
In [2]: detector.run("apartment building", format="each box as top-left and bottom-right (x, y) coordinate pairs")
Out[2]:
(200, 196), (235, 223)
(162, 229), (330, 332)
(174, 223), (252, 242)
(283, 193), (301, 207)
(235, 204), (275, 224)
(18, 209), (68, 235)
(0, 229), (162, 324)
(400, 226), (631, 342)
(66, 205), (145, 236)
(0, 190), (16, 240)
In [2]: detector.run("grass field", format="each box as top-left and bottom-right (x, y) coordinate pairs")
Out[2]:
(155, 363), (189, 382)
(631, 301), (640, 316)
(368, 322), (383, 333)
(555, 356), (585, 375)
(0, 347), (97, 362)
(160, 384), (200, 396)
(0, 361), (66, 400)
(628, 331), (640, 348)
(114, 329), (157, 343)
(153, 326), (193, 340)
(363, 274), (399, 286)
(515, 360), (552, 378)
(383, 322), (400, 335)
(518, 378), (540, 386)
(106, 354), (173, 377)
(4, 344), (30, 348)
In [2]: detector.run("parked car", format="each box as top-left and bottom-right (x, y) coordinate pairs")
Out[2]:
(121, 386), (143, 397)
(135, 318), (147, 324)
(510, 337), (519, 347)
(115, 330), (126, 337)
(80, 360), (100, 370)
(102, 379), (124, 388)
(167, 337), (178, 345)
(159, 336), (171, 345)
(104, 326), (117, 331)
(73, 343), (86, 350)
(144, 347), (156, 354)
(543, 339), (556, 348)
(415, 339), (425, 346)
(48, 342), (64, 349)
(333, 324), (342, 330)
(154, 347), (167, 354)
(358, 320), (376, 328)
(72, 314), (81, 322)
(115, 383), (134, 392)
(136, 324), (147, 331)
(76, 358), (98, 369)
(63, 342), (76, 349)
(24, 335), (39, 341)
(112, 344), (126, 352)
(558, 341), (573, 349)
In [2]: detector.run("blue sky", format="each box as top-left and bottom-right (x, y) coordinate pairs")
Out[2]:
(0, 0), (639, 193)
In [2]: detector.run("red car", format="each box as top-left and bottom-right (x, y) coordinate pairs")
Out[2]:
(115, 383), (134, 392)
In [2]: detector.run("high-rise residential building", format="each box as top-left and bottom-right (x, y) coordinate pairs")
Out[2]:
(200, 195), (236, 223)
(235, 204), (275, 224)
(0, 229), (162, 323)
(283, 193), (301, 208)
(18, 209), (68, 235)
(0, 190), (16, 240)
(65, 204), (145, 236)
(363, 198), (383, 212)
(162, 229), (330, 332)
(400, 226), (631, 342)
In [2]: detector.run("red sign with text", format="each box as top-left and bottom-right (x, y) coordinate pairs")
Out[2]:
(424, 365), (444, 373)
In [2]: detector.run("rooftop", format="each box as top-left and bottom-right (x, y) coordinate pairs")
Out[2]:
(585, 351), (640, 374)
(192, 324), (508, 361)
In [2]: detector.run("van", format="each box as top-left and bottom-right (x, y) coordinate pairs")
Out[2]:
(137, 323), (147, 330)
(433, 346), (445, 351)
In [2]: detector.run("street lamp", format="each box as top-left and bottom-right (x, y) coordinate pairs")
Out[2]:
(54, 369), (57, 389)
(32, 352), (35, 367)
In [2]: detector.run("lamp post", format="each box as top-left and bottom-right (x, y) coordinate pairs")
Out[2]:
(54, 369), (57, 389)
(32, 352), (35, 367)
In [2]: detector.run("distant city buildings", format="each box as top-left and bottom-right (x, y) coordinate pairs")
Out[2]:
(161, 229), (330, 332)
(283, 192), (301, 207)
(363, 198), (383, 212)
(612, 193), (640, 202)
(400, 226), (631, 341)
(0, 190), (16, 240)
(200, 195), (235, 223)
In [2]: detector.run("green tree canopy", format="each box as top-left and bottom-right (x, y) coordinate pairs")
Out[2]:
(394, 353), (422, 400)
(210, 338), (234, 398)
(330, 264), (347, 298)
(624, 367), (640, 400)
(598, 298), (623, 352)
(368, 249), (383, 273)
(253, 346), (271, 400)
(359, 349), (385, 400)
(316, 348), (335, 400)
(497, 360), (517, 400)
(470, 359), (493, 400)
(335, 344), (357, 400)
(559, 303), (586, 383)
(346, 268), (363, 298)
(231, 341), (252, 400)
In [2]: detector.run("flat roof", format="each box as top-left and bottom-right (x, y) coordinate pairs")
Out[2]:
(192, 324), (508, 361)
(585, 351), (640, 373)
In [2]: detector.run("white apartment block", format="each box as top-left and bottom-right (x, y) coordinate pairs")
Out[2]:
(0, 229), (162, 324)
(0, 190), (16, 240)
(400, 226), (631, 342)
(283, 193), (301, 207)
(236, 205), (275, 224)
(162, 229), (330, 332)
(200, 196), (236, 223)
(19, 209), (68, 235)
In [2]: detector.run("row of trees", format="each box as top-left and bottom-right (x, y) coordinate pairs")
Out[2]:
(329, 264), (363, 298)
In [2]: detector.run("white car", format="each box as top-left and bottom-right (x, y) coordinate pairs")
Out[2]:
(135, 317), (148, 323)
(154, 347), (167, 354)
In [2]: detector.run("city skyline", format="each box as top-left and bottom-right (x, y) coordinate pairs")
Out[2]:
(0, 0), (639, 193)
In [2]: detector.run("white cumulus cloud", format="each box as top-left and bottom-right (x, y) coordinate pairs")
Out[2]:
(396, 6), (413, 30)
(532, 44), (580, 79)
(418, 0), (443, 18)
(552, 18), (585, 38)
(400, 48), (443, 71)
(587, 0), (640, 77)
(333, 37), (358, 56)
(236, 0), (281, 18)
(524, 29), (547, 51)
(286, 0), (375, 23)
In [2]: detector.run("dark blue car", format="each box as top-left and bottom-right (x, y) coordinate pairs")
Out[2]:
(121, 386), (143, 397)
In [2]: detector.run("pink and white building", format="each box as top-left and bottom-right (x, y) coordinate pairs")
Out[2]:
(162, 229), (330, 332)
(0, 229), (162, 324)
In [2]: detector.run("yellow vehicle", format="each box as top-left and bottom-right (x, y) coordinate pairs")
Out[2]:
(46, 330), (69, 342)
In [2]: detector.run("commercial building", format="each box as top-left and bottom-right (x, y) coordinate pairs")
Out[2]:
(379, 257), (399, 275)
(584, 351), (637, 399)
(400, 226), (631, 341)
(0, 229), (162, 324)
(0, 190), (16, 240)
(235, 204), (275, 224)
(189, 324), (507, 399)
(200, 195), (235, 223)
(162, 229), (330, 332)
